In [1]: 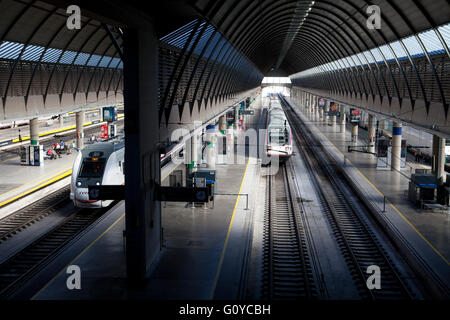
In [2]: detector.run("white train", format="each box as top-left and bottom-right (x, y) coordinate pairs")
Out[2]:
(265, 97), (293, 162)
(70, 139), (125, 208)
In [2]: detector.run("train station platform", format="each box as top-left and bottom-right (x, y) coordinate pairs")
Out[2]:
(20, 104), (265, 300)
(286, 97), (450, 297)
(0, 150), (76, 217)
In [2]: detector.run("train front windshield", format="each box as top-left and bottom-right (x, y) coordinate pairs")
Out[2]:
(269, 129), (288, 146)
(79, 159), (106, 178)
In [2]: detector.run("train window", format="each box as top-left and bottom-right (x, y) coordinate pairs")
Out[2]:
(79, 159), (106, 178)
(89, 151), (104, 158)
(269, 131), (285, 145)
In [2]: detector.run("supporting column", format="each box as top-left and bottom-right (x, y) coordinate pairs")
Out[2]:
(226, 123), (234, 164)
(368, 114), (376, 154)
(30, 118), (39, 146)
(330, 107), (336, 127)
(391, 122), (402, 171)
(185, 134), (193, 176)
(123, 22), (161, 285)
(75, 111), (85, 149)
(340, 105), (346, 133)
(306, 92), (309, 110)
(59, 114), (64, 128)
(206, 124), (216, 169)
(432, 135), (446, 184)
(315, 98), (320, 120)
(351, 122), (358, 144)
(192, 129), (201, 171)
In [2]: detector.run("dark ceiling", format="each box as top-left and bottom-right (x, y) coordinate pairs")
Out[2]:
(3, 0), (450, 76)
(191, 0), (450, 75)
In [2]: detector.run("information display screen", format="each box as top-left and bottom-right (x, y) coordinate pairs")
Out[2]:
(103, 107), (117, 122)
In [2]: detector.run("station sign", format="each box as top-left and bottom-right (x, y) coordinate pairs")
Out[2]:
(88, 185), (210, 203)
(350, 108), (361, 122)
(242, 110), (255, 115)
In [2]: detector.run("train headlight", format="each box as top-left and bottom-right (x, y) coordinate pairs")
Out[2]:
(96, 182), (100, 186)
(77, 182), (81, 186)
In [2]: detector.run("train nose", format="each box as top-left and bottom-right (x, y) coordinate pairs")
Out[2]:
(76, 188), (90, 201)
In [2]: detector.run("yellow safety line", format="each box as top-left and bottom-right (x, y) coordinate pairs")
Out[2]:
(210, 159), (251, 299)
(0, 166), (68, 198)
(0, 169), (72, 208)
(311, 114), (450, 266)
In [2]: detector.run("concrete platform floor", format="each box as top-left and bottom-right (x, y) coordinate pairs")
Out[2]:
(30, 153), (260, 300)
(288, 97), (450, 264)
(31, 99), (265, 300)
(0, 150), (76, 208)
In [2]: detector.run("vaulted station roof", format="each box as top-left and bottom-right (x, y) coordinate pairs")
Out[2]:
(190, 0), (450, 75)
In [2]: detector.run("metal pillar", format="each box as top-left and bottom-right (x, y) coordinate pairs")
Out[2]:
(368, 114), (376, 154)
(123, 23), (161, 285)
(391, 122), (402, 171)
(185, 135), (193, 176)
(59, 114), (64, 128)
(206, 124), (216, 169)
(30, 118), (39, 146)
(330, 114), (336, 127)
(432, 135), (446, 184)
(316, 100), (320, 120)
(75, 111), (85, 149)
(324, 103), (329, 123)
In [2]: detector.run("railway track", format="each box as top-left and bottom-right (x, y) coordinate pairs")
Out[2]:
(262, 164), (318, 299)
(0, 203), (114, 299)
(0, 186), (71, 243)
(280, 96), (415, 300)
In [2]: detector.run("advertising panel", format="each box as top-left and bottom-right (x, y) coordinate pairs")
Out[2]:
(318, 98), (326, 108)
(328, 102), (339, 115)
(100, 124), (109, 139)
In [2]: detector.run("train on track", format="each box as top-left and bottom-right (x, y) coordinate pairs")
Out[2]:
(71, 139), (125, 208)
(71, 136), (187, 208)
(265, 97), (293, 163)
